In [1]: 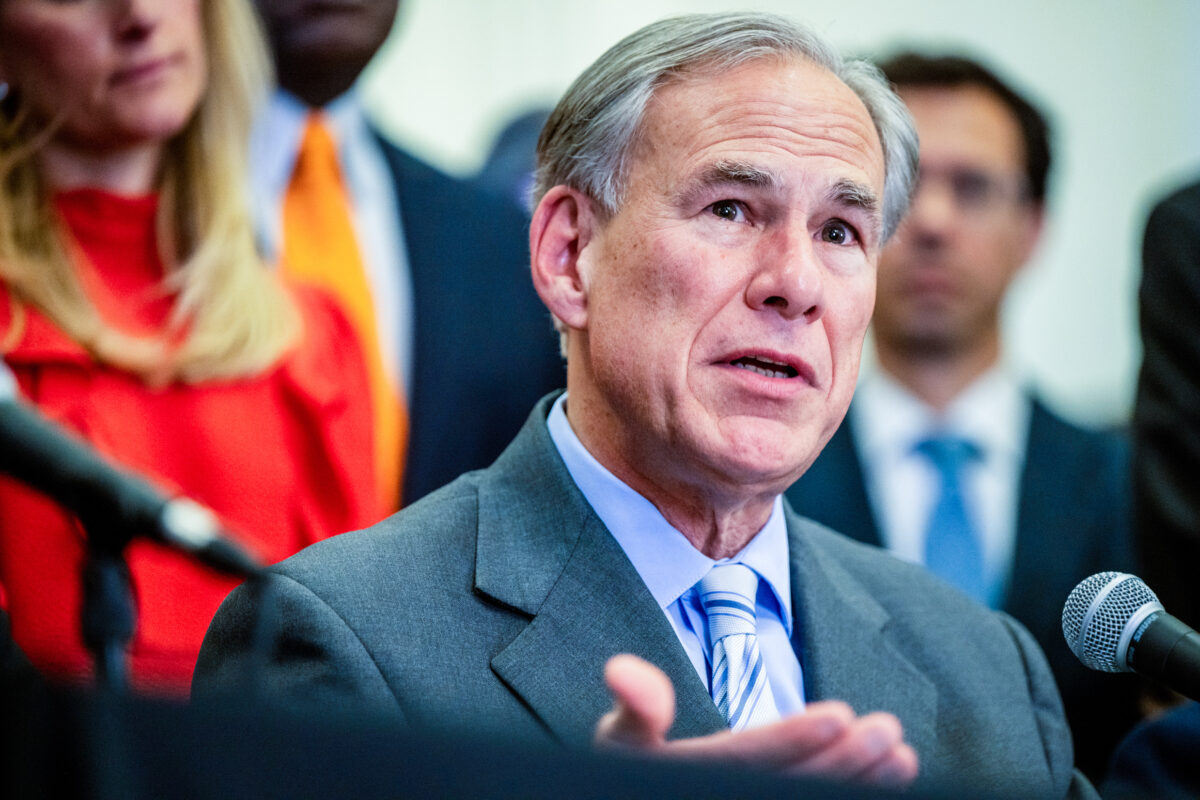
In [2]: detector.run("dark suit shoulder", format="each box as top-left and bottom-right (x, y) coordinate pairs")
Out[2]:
(370, 130), (564, 503)
(784, 420), (880, 547)
(370, 131), (528, 239)
(793, 512), (1004, 623)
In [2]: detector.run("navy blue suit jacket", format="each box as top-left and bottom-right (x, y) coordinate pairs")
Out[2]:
(785, 397), (1141, 780)
(375, 135), (564, 504)
(1103, 701), (1200, 799)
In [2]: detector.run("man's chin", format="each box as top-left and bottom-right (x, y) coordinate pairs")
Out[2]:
(700, 437), (809, 495)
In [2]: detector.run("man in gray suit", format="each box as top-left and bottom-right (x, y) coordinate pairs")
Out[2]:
(197, 13), (1092, 797)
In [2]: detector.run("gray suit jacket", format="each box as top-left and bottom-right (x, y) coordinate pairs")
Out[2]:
(784, 402), (1139, 780)
(196, 394), (1091, 798)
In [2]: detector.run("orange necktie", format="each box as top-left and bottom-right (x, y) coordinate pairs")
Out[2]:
(282, 114), (405, 512)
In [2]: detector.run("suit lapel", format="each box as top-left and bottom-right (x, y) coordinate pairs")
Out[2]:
(474, 397), (725, 745)
(787, 515), (937, 759)
(1006, 400), (1080, 621)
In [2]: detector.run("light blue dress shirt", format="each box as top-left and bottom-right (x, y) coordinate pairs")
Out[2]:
(546, 394), (805, 716)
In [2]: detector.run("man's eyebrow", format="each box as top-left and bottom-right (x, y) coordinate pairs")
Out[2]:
(828, 179), (882, 235)
(828, 179), (879, 213)
(675, 160), (779, 206)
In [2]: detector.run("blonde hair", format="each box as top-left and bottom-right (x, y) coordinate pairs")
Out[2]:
(0, 0), (298, 383)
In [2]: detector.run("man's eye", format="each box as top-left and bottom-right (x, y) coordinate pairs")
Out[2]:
(953, 173), (995, 206)
(708, 200), (745, 222)
(821, 220), (858, 245)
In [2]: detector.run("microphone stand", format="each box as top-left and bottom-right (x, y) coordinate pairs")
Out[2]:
(80, 520), (137, 693)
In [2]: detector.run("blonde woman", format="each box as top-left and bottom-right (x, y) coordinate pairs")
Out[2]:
(0, 0), (383, 694)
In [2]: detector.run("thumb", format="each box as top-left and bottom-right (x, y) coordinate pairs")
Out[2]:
(594, 654), (677, 751)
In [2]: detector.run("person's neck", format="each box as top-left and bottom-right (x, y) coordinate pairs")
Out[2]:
(875, 336), (1000, 413)
(564, 375), (777, 561)
(596, 451), (777, 561)
(277, 63), (360, 109)
(37, 140), (162, 195)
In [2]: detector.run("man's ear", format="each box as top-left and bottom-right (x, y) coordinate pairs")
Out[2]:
(1016, 201), (1047, 265)
(530, 185), (599, 333)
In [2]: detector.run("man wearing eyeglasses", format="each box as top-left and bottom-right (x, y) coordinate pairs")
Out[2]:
(786, 52), (1139, 783)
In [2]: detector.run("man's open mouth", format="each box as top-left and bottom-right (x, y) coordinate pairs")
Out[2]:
(730, 356), (799, 379)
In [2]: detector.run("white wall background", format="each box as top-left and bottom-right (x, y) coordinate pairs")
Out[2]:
(359, 0), (1200, 426)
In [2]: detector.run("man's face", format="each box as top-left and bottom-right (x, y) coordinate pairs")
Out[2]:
(571, 57), (885, 498)
(873, 85), (1042, 358)
(254, 0), (398, 70)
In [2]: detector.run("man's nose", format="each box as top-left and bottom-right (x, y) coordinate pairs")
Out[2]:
(903, 179), (957, 243)
(744, 229), (825, 322)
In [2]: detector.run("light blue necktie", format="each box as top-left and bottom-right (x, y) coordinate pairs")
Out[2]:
(915, 436), (988, 605)
(697, 563), (779, 731)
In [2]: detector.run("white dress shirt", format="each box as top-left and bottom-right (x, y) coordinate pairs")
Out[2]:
(850, 366), (1030, 607)
(249, 88), (415, 397)
(546, 394), (806, 715)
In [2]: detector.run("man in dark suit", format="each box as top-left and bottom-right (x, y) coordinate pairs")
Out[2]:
(1134, 178), (1200, 634)
(198, 14), (1093, 797)
(250, 0), (563, 508)
(785, 53), (1139, 780)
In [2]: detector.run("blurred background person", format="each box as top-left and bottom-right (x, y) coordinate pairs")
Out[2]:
(1104, 700), (1200, 800)
(473, 106), (551, 214)
(0, 0), (381, 695)
(786, 51), (1140, 780)
(251, 0), (563, 509)
(1133, 177), (1200, 634)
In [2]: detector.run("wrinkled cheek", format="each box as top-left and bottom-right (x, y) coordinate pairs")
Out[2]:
(828, 292), (875, 401)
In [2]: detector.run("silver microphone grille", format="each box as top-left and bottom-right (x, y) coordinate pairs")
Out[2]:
(1062, 572), (1161, 672)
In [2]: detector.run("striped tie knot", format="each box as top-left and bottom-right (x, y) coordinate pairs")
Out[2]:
(699, 563), (760, 640)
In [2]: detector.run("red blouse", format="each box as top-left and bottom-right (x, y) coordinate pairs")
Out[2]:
(0, 189), (383, 695)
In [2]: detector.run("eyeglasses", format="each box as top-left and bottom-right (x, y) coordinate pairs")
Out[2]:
(913, 166), (1032, 216)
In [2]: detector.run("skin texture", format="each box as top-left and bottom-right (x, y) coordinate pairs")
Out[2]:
(254, 0), (400, 107)
(532, 57), (916, 788)
(0, 0), (206, 194)
(872, 85), (1043, 410)
(533, 57), (884, 560)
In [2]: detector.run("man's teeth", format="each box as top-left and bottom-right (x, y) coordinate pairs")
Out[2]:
(732, 356), (795, 378)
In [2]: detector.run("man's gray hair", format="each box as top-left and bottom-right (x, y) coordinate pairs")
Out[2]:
(533, 12), (918, 241)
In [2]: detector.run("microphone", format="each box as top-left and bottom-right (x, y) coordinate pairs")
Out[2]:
(0, 362), (264, 578)
(1062, 571), (1200, 702)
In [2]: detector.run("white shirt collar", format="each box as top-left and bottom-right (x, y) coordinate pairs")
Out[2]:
(852, 365), (1028, 462)
(251, 88), (373, 202)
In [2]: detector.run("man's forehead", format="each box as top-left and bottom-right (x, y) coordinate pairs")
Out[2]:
(637, 57), (885, 195)
(900, 85), (1024, 169)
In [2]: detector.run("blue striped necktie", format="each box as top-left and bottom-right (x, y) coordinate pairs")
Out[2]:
(915, 435), (988, 604)
(697, 563), (779, 730)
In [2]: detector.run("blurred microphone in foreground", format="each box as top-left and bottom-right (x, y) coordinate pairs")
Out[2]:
(1063, 571), (1200, 702)
(0, 363), (263, 580)
(0, 0), (381, 694)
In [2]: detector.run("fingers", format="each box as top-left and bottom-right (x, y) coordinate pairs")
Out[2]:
(860, 741), (920, 789)
(784, 710), (918, 790)
(589, 657), (919, 792)
(593, 654), (677, 751)
(663, 700), (855, 770)
(657, 701), (918, 791)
